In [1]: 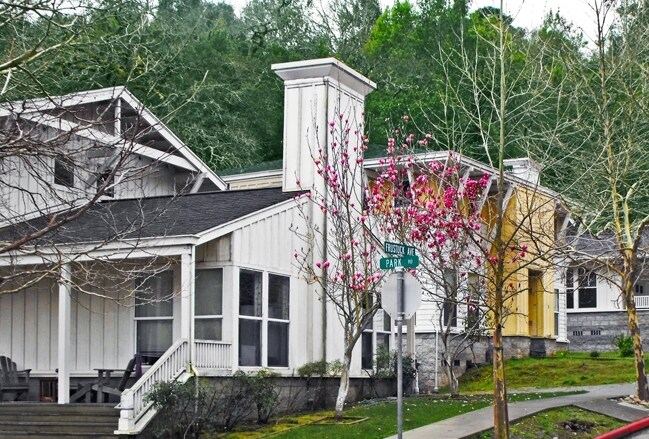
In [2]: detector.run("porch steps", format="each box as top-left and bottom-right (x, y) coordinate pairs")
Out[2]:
(0, 403), (119, 438)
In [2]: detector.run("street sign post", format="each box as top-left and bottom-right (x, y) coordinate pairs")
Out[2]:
(380, 270), (422, 439)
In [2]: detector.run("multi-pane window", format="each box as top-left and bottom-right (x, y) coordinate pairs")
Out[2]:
(135, 271), (173, 365)
(268, 274), (289, 367)
(565, 268), (597, 309)
(577, 269), (597, 308)
(239, 270), (263, 366)
(238, 270), (290, 367)
(54, 158), (74, 187)
(195, 268), (223, 340)
(362, 311), (392, 370)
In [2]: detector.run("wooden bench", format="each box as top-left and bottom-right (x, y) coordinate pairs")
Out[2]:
(0, 356), (31, 401)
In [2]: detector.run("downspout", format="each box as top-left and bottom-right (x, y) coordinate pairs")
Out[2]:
(434, 328), (439, 393)
(321, 80), (330, 363)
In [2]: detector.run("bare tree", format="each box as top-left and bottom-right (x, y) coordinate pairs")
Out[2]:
(549, 0), (649, 401)
(409, 3), (574, 436)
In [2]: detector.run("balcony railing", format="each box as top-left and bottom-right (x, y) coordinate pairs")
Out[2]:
(635, 295), (649, 309)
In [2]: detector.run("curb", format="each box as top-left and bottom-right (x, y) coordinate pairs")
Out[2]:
(596, 417), (649, 439)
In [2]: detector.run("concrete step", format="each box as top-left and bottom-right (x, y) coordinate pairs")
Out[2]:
(0, 403), (119, 438)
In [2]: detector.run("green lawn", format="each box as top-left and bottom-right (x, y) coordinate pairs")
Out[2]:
(471, 406), (625, 439)
(226, 353), (635, 438)
(458, 352), (637, 392)
(226, 392), (582, 439)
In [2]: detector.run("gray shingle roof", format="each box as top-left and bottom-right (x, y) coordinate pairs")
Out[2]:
(1, 187), (300, 247)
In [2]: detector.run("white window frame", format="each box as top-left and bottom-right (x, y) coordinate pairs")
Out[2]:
(194, 267), (224, 341)
(134, 270), (174, 365)
(237, 269), (291, 368)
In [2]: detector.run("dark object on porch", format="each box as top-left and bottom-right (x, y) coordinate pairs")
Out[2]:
(0, 356), (31, 401)
(70, 354), (139, 403)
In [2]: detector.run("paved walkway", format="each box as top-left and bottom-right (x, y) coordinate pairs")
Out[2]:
(386, 383), (649, 439)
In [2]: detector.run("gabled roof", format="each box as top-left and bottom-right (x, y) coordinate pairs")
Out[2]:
(0, 86), (226, 190)
(0, 187), (300, 247)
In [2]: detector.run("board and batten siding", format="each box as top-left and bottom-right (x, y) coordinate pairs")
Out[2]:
(0, 274), (135, 376)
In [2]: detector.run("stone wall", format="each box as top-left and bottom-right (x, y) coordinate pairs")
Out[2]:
(414, 333), (566, 393)
(567, 310), (649, 352)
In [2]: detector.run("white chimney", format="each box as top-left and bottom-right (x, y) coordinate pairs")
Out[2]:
(503, 157), (541, 185)
(272, 58), (376, 192)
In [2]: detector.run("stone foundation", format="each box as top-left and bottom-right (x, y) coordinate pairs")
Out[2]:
(567, 310), (649, 352)
(414, 333), (566, 393)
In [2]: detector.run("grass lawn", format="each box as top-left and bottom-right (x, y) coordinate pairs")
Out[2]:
(225, 392), (582, 439)
(225, 353), (634, 438)
(459, 352), (637, 392)
(470, 406), (626, 439)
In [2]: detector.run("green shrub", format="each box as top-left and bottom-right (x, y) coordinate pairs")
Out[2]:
(144, 379), (220, 439)
(297, 360), (329, 377)
(614, 334), (634, 357)
(590, 351), (600, 358)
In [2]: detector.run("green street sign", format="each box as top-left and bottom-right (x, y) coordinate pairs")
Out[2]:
(401, 255), (420, 268)
(380, 255), (420, 270)
(384, 241), (416, 257)
(380, 257), (402, 270)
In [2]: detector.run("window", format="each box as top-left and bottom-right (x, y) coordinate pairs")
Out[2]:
(394, 179), (411, 207)
(54, 158), (74, 187)
(442, 270), (458, 328)
(554, 289), (560, 336)
(362, 311), (392, 370)
(577, 269), (597, 308)
(195, 269), (223, 340)
(566, 268), (597, 309)
(268, 274), (289, 367)
(238, 270), (290, 367)
(239, 270), (262, 366)
(135, 271), (174, 365)
(566, 269), (575, 309)
(97, 169), (114, 197)
(466, 273), (481, 330)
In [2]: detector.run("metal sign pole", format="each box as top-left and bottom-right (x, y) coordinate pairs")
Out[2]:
(396, 267), (404, 439)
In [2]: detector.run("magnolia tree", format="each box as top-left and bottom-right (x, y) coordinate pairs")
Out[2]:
(293, 111), (383, 419)
(368, 141), (491, 396)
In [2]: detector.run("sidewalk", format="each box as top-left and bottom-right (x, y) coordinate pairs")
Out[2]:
(386, 383), (648, 439)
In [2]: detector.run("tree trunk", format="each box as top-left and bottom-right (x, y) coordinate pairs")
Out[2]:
(493, 324), (509, 439)
(334, 349), (353, 420)
(623, 262), (649, 401)
(445, 361), (459, 397)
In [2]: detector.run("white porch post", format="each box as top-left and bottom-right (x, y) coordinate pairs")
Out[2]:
(57, 263), (72, 404)
(180, 248), (195, 365)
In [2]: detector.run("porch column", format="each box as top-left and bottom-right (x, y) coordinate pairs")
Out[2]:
(57, 263), (72, 404)
(180, 249), (195, 365)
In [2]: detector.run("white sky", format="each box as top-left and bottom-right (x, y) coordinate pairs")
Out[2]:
(223, 0), (601, 44)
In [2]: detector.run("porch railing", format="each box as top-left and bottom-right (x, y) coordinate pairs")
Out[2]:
(116, 338), (190, 435)
(194, 340), (231, 369)
(635, 295), (649, 309)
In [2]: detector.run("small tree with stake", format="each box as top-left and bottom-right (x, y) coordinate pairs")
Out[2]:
(292, 110), (383, 420)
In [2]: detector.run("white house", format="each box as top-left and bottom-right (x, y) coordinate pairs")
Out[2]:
(561, 232), (649, 352)
(0, 57), (571, 436)
(0, 59), (394, 436)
